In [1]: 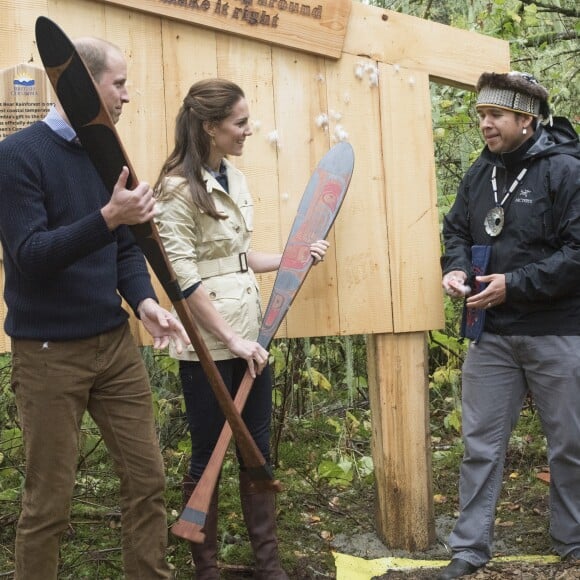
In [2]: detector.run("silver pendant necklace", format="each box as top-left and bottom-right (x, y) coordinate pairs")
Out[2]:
(484, 165), (528, 237)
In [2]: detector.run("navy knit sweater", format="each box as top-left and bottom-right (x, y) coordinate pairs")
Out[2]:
(0, 122), (156, 340)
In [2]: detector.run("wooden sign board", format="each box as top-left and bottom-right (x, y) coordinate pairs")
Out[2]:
(0, 64), (52, 140)
(0, 64), (53, 353)
(0, 0), (510, 346)
(93, 0), (351, 58)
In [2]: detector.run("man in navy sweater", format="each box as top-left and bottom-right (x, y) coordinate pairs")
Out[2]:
(0, 36), (188, 579)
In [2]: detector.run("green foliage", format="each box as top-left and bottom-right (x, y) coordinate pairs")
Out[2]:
(0, 354), (22, 509)
(0, 337), (373, 576)
(321, 410), (374, 486)
(268, 336), (372, 485)
(317, 456), (354, 486)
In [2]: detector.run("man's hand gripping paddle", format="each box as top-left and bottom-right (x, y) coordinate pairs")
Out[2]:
(171, 141), (355, 542)
(34, 16), (277, 488)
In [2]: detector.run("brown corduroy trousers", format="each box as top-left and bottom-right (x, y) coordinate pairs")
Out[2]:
(11, 323), (171, 579)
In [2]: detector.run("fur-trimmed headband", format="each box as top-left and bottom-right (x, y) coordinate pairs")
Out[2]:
(476, 71), (550, 118)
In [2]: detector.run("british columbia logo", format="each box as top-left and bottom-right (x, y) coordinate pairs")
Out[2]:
(12, 75), (38, 97)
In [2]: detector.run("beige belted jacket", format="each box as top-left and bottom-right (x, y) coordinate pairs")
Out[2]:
(154, 159), (262, 361)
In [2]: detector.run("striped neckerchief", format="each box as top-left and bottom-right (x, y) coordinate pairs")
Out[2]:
(206, 160), (229, 193)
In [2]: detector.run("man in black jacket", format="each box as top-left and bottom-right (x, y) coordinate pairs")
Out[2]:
(439, 71), (580, 579)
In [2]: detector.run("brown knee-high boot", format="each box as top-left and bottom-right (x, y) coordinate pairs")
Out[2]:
(182, 475), (220, 580)
(239, 471), (289, 580)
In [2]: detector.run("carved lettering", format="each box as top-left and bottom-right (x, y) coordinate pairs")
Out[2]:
(160, 0), (211, 9)
(189, 0), (210, 9)
(214, 0), (229, 14)
(158, 0), (322, 26)
(243, 8), (259, 24)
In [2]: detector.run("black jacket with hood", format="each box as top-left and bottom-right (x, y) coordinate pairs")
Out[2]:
(442, 117), (580, 336)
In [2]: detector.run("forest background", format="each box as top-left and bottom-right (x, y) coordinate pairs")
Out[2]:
(0, 0), (578, 577)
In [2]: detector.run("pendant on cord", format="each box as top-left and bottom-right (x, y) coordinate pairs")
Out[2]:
(485, 165), (529, 238)
(484, 206), (504, 237)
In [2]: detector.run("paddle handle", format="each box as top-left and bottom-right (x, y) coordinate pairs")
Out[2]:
(171, 369), (282, 542)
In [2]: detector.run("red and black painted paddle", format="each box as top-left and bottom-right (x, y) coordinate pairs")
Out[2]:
(171, 141), (354, 542)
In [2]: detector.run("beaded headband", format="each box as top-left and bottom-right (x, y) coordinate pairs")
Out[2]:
(476, 86), (541, 116)
(475, 72), (549, 118)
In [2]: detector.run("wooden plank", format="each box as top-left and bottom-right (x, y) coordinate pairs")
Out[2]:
(379, 66), (445, 333)
(324, 53), (393, 335)
(92, 0), (352, 59)
(0, 0), (49, 69)
(104, 9), (166, 185)
(343, 2), (510, 89)
(159, 19), (218, 154)
(270, 48), (338, 338)
(46, 1), (162, 345)
(213, 34), (284, 332)
(153, 23), (217, 321)
(110, 7), (170, 344)
(48, 0), (106, 36)
(367, 332), (435, 550)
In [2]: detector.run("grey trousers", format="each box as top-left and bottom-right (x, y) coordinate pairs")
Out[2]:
(448, 333), (580, 566)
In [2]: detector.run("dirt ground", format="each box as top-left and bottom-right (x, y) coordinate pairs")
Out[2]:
(375, 561), (580, 579)
(329, 511), (580, 580)
(309, 448), (580, 580)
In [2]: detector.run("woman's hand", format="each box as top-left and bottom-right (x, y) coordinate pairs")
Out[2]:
(310, 239), (330, 264)
(225, 335), (269, 378)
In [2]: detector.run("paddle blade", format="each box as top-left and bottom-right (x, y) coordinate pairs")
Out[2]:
(171, 518), (206, 544)
(35, 16), (135, 192)
(258, 141), (354, 347)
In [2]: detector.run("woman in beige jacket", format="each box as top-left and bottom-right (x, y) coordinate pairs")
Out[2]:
(154, 78), (327, 579)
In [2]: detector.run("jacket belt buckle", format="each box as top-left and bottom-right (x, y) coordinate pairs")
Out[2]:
(239, 252), (248, 273)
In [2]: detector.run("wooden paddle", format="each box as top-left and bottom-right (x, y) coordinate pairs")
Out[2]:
(171, 141), (355, 542)
(34, 16), (276, 486)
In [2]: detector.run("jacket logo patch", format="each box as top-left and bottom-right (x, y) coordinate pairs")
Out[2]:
(514, 188), (533, 204)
